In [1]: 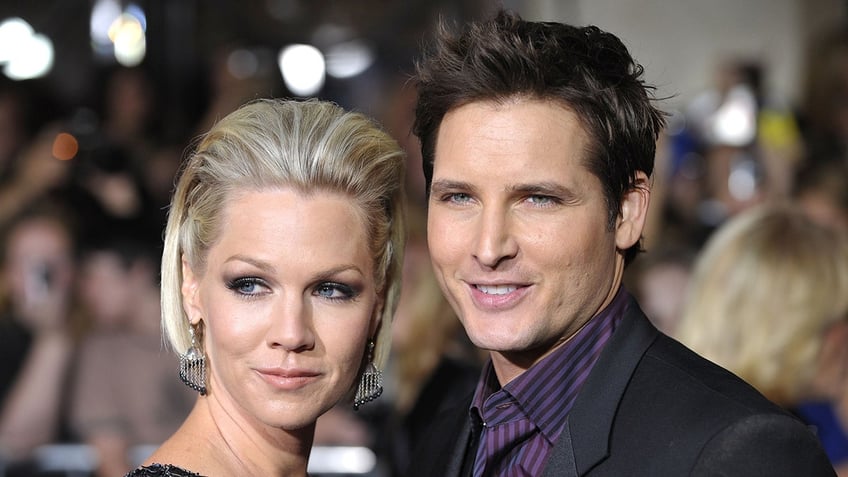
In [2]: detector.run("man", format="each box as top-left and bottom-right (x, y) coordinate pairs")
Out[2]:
(407, 9), (836, 476)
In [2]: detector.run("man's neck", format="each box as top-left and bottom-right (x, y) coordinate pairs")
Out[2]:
(489, 278), (625, 386)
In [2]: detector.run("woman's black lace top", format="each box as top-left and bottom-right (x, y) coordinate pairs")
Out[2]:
(125, 463), (204, 477)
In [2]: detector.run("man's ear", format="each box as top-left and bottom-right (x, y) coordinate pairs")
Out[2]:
(181, 256), (202, 325)
(615, 171), (651, 250)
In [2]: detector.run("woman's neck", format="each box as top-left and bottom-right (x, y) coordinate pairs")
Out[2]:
(173, 397), (314, 476)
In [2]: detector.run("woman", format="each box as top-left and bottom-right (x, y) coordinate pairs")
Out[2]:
(675, 203), (848, 473)
(127, 98), (406, 476)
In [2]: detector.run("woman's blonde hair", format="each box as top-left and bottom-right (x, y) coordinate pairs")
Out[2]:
(675, 203), (848, 405)
(160, 98), (406, 369)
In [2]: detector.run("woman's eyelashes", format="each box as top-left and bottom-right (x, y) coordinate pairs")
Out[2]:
(226, 276), (268, 297)
(225, 276), (359, 302)
(313, 281), (358, 301)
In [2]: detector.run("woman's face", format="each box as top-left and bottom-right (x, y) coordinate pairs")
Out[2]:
(182, 187), (378, 432)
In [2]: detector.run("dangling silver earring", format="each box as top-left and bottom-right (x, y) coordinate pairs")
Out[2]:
(179, 322), (207, 395)
(353, 340), (383, 410)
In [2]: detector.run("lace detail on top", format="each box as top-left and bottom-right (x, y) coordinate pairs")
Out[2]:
(125, 463), (204, 477)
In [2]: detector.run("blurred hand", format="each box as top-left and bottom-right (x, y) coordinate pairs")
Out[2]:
(15, 127), (72, 193)
(17, 265), (71, 333)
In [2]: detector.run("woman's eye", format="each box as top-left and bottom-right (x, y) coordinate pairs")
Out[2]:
(314, 282), (355, 300)
(226, 277), (266, 296)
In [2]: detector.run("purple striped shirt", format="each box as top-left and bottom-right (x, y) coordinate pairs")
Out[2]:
(469, 287), (630, 477)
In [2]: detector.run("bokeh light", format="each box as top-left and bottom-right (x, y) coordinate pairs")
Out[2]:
(325, 39), (374, 79)
(110, 13), (146, 66)
(52, 133), (79, 161)
(90, 0), (147, 65)
(0, 17), (54, 80)
(227, 49), (260, 79)
(90, 0), (121, 48)
(278, 44), (325, 96)
(0, 18), (33, 63)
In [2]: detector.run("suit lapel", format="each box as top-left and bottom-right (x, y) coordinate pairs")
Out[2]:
(542, 420), (579, 477)
(426, 397), (474, 477)
(445, 410), (473, 477)
(544, 298), (659, 475)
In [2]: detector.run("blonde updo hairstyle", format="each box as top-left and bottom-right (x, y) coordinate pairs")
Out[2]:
(160, 98), (406, 370)
(676, 203), (848, 405)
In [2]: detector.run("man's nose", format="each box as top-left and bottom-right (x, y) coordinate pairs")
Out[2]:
(473, 206), (518, 269)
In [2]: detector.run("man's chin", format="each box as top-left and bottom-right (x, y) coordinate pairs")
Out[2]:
(471, 335), (539, 358)
(467, 328), (525, 351)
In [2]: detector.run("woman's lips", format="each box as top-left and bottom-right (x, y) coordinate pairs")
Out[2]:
(255, 368), (321, 391)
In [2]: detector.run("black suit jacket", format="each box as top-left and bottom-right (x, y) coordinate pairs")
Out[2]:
(406, 298), (836, 476)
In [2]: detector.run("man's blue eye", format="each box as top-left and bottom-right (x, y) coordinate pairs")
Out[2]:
(527, 195), (558, 206)
(446, 193), (471, 203)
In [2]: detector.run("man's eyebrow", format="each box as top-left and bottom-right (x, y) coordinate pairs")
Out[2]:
(430, 179), (475, 194)
(510, 182), (578, 199)
(431, 179), (580, 200)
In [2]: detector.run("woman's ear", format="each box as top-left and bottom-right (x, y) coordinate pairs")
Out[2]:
(181, 255), (202, 325)
(369, 297), (383, 338)
(616, 171), (651, 250)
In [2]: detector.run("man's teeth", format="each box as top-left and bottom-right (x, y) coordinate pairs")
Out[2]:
(476, 285), (517, 295)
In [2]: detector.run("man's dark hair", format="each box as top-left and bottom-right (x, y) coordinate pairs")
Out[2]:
(413, 9), (666, 264)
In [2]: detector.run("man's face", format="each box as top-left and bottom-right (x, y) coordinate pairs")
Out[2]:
(427, 99), (643, 383)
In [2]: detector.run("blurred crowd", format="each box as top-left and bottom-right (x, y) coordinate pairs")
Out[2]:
(624, 27), (848, 476)
(0, 16), (846, 477)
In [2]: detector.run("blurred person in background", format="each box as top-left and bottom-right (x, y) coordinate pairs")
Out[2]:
(96, 66), (159, 165)
(798, 27), (848, 164)
(624, 245), (695, 336)
(69, 235), (194, 477)
(791, 158), (848, 233)
(93, 66), (185, 221)
(0, 79), (40, 181)
(0, 201), (85, 471)
(0, 121), (77, 226)
(0, 113), (164, 247)
(675, 204), (848, 474)
(140, 144), (183, 217)
(66, 139), (167, 249)
(683, 58), (802, 226)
